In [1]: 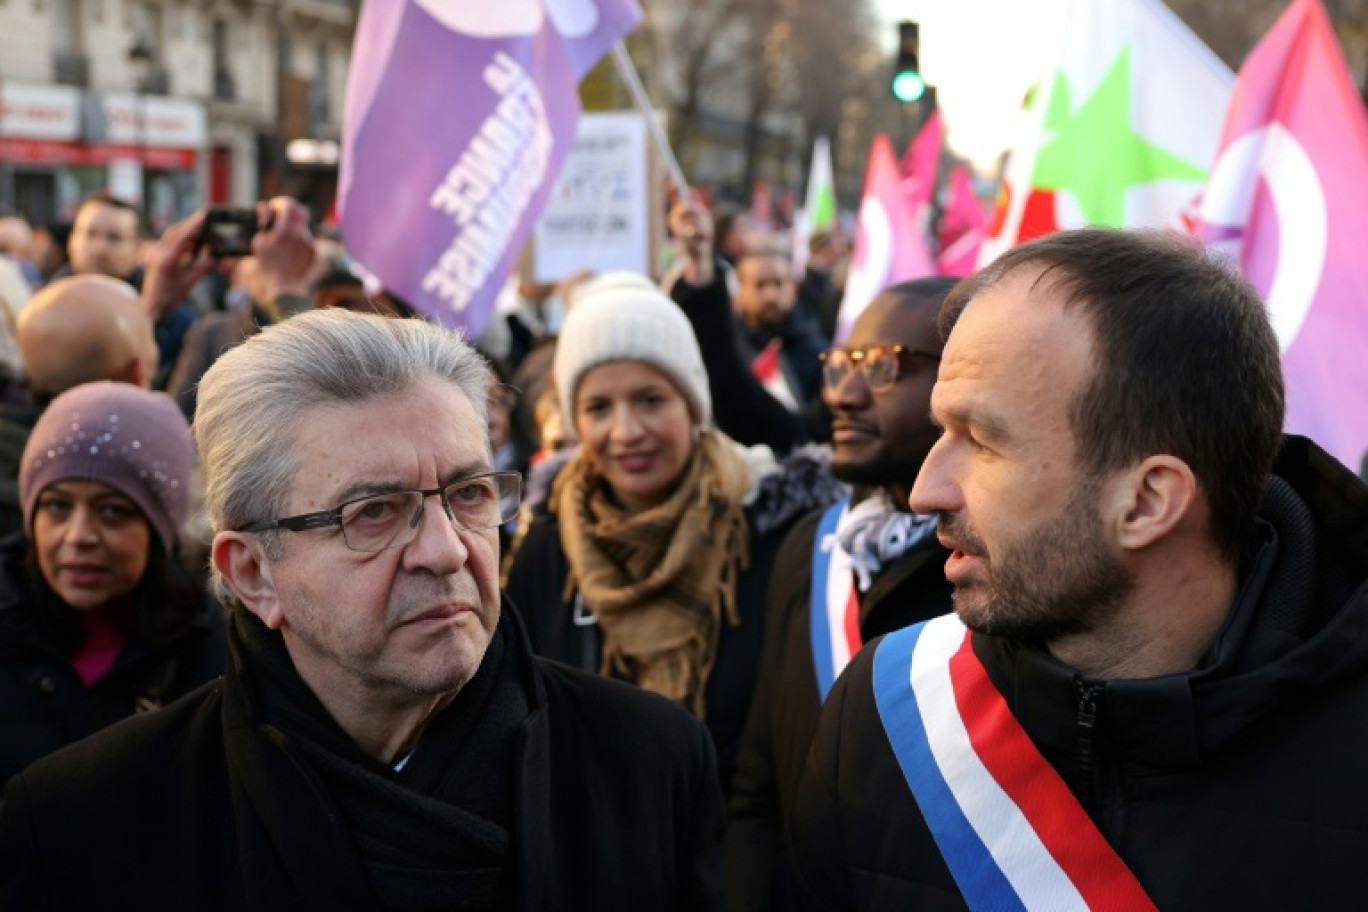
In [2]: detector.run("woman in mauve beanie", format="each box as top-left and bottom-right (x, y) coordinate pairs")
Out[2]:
(0, 381), (225, 783)
(20, 381), (194, 552)
(506, 271), (815, 795)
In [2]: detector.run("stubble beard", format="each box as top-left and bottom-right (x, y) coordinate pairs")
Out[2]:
(941, 480), (1133, 643)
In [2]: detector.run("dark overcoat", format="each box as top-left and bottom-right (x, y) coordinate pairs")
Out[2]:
(0, 601), (725, 910)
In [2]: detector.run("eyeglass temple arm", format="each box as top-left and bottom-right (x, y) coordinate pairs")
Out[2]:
(277, 513), (342, 532)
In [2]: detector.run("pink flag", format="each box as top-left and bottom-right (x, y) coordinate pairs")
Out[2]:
(835, 134), (936, 342)
(936, 165), (988, 277)
(901, 109), (944, 212)
(1190, 0), (1368, 471)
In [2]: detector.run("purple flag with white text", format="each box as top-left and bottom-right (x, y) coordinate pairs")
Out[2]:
(339, 0), (642, 332)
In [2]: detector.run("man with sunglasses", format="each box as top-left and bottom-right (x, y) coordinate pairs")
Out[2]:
(725, 278), (957, 909)
(0, 309), (724, 909)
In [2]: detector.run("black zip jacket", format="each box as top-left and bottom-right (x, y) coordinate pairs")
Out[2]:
(670, 269), (815, 454)
(725, 505), (953, 910)
(790, 437), (1368, 910)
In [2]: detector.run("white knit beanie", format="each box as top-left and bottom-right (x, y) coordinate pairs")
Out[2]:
(554, 272), (712, 430)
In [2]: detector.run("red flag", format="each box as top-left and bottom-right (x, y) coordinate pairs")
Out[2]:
(751, 338), (800, 412)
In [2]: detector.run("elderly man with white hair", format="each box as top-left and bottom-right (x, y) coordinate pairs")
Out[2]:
(0, 308), (724, 909)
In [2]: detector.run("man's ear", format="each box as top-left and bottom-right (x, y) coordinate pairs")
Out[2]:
(213, 531), (284, 629)
(120, 355), (148, 389)
(1108, 455), (1198, 552)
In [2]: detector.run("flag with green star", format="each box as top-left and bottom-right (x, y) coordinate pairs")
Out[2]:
(980, 0), (1234, 265)
(807, 136), (837, 232)
(793, 136), (837, 275)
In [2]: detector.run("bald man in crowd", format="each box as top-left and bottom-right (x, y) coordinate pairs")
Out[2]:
(17, 275), (158, 399)
(0, 275), (158, 536)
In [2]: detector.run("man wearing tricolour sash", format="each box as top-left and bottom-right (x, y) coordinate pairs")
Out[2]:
(790, 229), (1368, 910)
(724, 280), (956, 910)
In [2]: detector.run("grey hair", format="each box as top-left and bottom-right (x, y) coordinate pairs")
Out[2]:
(194, 309), (492, 604)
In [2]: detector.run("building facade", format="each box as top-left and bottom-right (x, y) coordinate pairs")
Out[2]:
(0, 0), (355, 231)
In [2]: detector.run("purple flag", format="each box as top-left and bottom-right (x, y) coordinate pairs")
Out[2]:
(339, 0), (642, 332)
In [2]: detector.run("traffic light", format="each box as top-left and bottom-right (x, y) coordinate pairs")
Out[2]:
(892, 21), (925, 103)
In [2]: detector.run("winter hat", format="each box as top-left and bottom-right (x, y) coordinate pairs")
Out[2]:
(554, 272), (712, 429)
(20, 382), (194, 552)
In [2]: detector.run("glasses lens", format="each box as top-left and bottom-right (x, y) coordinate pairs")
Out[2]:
(444, 473), (522, 531)
(496, 473), (522, 523)
(864, 347), (900, 391)
(822, 351), (852, 390)
(339, 491), (421, 552)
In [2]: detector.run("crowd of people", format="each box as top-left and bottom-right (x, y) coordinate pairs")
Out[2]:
(0, 187), (1364, 911)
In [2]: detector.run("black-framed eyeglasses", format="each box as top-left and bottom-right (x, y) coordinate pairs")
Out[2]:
(238, 471), (522, 554)
(819, 344), (940, 393)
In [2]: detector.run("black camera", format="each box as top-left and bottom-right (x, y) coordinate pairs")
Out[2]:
(197, 207), (259, 258)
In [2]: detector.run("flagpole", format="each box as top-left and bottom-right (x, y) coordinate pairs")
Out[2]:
(610, 42), (692, 197)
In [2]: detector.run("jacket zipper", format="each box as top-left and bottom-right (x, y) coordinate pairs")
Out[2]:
(1074, 680), (1104, 821)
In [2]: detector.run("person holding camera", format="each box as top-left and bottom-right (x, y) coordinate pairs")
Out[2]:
(149, 197), (319, 419)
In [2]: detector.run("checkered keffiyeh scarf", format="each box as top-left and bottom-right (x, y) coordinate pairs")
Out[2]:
(833, 490), (938, 592)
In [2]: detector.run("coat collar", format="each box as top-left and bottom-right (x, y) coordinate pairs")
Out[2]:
(217, 596), (556, 909)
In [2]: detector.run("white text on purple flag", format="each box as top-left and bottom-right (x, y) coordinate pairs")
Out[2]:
(423, 52), (553, 312)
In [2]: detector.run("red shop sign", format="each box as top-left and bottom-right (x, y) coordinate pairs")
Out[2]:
(0, 138), (197, 169)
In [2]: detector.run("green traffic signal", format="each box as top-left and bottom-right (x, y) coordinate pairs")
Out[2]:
(892, 71), (926, 103)
(892, 21), (924, 103)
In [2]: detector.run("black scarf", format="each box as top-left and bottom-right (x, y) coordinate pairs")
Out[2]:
(229, 608), (528, 911)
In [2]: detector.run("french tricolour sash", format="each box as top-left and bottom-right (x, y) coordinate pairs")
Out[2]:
(871, 614), (1157, 911)
(811, 499), (861, 702)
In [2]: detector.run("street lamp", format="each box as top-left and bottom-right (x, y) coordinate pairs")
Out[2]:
(127, 37), (152, 89)
(0, 76), (11, 213)
(126, 38), (152, 205)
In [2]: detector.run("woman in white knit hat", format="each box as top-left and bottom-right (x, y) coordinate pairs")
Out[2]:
(504, 272), (842, 793)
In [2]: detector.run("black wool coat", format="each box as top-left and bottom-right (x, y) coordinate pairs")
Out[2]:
(725, 506), (952, 911)
(0, 534), (226, 784)
(0, 600), (725, 910)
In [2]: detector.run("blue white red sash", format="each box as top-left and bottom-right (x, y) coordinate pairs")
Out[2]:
(871, 615), (1157, 911)
(810, 499), (862, 702)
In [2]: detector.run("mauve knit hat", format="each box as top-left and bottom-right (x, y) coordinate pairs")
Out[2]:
(554, 272), (712, 429)
(20, 382), (194, 552)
